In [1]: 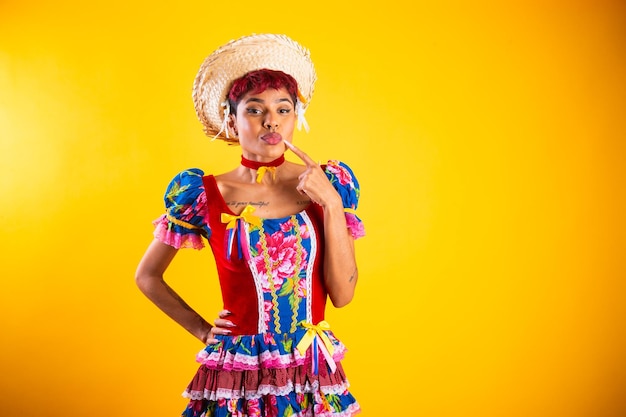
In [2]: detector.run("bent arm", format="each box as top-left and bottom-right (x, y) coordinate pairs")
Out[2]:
(135, 239), (213, 343)
(283, 140), (359, 308)
(322, 198), (358, 307)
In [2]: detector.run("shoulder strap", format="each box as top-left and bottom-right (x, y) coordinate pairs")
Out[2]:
(201, 174), (231, 215)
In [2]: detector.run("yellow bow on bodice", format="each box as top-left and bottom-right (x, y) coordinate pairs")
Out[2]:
(220, 205), (262, 229)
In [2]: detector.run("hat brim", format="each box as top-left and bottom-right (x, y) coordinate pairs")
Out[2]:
(192, 33), (316, 142)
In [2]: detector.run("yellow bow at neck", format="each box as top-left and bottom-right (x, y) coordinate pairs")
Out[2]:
(220, 205), (262, 229)
(256, 166), (277, 183)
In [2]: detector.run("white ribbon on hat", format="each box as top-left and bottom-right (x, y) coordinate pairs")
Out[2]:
(296, 99), (309, 132)
(212, 101), (231, 141)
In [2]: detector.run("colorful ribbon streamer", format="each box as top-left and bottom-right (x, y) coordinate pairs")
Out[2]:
(220, 205), (261, 260)
(296, 321), (337, 374)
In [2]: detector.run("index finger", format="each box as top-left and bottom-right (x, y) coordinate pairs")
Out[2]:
(284, 139), (317, 167)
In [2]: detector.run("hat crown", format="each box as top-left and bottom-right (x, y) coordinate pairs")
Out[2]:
(193, 33), (316, 142)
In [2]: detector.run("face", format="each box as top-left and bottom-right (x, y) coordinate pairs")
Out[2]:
(229, 87), (296, 161)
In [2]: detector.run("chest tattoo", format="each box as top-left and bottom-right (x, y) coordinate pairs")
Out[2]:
(226, 201), (270, 209)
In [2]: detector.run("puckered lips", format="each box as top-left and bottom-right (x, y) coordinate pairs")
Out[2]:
(261, 132), (282, 145)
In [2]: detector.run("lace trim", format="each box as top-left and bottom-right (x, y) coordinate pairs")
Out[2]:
(153, 215), (205, 250)
(197, 348), (306, 371)
(243, 221), (267, 334)
(195, 333), (347, 371)
(345, 212), (365, 239)
(183, 380), (352, 401)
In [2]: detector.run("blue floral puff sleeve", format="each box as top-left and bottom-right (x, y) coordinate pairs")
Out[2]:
(324, 160), (365, 239)
(152, 168), (211, 249)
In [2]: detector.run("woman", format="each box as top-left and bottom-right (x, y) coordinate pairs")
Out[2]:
(136, 33), (365, 417)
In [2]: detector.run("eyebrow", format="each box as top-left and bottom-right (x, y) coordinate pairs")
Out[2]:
(244, 97), (294, 105)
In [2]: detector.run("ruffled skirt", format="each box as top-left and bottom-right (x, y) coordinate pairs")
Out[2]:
(181, 329), (360, 417)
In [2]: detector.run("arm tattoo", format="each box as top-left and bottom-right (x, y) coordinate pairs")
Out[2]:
(348, 269), (357, 283)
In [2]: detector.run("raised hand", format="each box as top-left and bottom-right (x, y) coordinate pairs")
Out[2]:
(283, 139), (341, 209)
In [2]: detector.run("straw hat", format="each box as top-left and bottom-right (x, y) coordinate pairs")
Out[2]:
(192, 33), (317, 143)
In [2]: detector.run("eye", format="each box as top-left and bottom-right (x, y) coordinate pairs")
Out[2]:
(278, 108), (292, 114)
(245, 107), (262, 115)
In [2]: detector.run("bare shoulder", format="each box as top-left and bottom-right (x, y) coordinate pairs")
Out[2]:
(213, 167), (240, 183)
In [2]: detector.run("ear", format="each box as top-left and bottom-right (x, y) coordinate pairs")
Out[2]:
(227, 114), (238, 137)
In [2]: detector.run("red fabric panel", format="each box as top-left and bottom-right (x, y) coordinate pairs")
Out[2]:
(202, 175), (260, 335)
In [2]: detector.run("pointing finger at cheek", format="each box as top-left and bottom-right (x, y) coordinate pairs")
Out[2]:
(283, 139), (317, 167)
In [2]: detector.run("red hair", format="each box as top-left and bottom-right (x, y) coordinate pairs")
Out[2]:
(228, 69), (298, 111)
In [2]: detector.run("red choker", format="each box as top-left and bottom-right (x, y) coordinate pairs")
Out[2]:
(240, 154), (285, 170)
(241, 154), (285, 183)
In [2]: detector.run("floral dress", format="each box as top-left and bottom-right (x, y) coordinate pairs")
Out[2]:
(152, 160), (365, 417)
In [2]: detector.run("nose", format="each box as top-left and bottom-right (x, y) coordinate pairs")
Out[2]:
(264, 114), (278, 130)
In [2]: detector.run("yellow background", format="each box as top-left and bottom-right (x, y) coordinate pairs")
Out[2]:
(1, 1), (625, 416)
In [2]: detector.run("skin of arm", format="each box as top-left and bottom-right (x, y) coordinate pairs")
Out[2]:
(321, 198), (358, 307)
(284, 140), (358, 307)
(135, 239), (214, 343)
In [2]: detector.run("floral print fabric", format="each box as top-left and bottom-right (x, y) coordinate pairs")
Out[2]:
(152, 160), (363, 417)
(153, 161), (364, 249)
